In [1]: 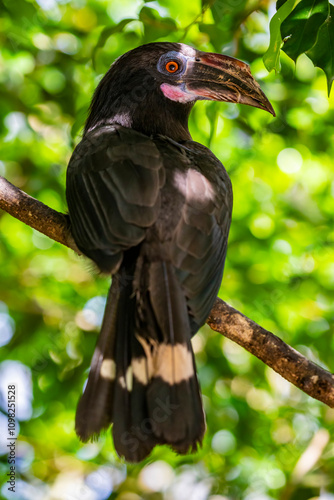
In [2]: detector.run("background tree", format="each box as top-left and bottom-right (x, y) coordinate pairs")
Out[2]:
(0, 0), (334, 499)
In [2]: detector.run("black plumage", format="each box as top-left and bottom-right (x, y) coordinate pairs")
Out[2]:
(66, 42), (274, 462)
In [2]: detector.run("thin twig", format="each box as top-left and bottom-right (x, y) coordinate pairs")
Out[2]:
(179, 0), (216, 42)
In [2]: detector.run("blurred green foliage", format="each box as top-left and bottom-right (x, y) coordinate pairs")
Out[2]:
(0, 0), (334, 499)
(264, 0), (334, 94)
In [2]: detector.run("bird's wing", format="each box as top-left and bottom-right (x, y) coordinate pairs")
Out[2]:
(156, 139), (233, 331)
(177, 195), (231, 330)
(66, 125), (165, 272)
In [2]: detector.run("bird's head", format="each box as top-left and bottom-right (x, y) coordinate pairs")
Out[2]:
(86, 42), (275, 140)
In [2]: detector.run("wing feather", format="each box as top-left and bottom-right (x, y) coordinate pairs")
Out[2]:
(159, 140), (233, 330)
(66, 125), (164, 272)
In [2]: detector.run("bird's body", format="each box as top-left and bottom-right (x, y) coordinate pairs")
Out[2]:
(66, 42), (274, 462)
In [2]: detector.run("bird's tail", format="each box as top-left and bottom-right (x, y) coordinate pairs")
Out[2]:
(75, 258), (205, 462)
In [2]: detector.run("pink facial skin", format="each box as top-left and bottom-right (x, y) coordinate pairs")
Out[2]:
(160, 83), (197, 103)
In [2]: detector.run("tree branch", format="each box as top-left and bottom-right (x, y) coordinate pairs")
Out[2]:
(0, 176), (79, 252)
(1, 175), (334, 408)
(207, 301), (334, 407)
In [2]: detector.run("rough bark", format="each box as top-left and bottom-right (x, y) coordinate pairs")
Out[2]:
(208, 300), (334, 407)
(0, 176), (79, 252)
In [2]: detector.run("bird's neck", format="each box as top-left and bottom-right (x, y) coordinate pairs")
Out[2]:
(130, 96), (193, 141)
(85, 78), (193, 142)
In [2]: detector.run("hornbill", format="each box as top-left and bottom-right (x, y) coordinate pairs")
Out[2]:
(66, 42), (274, 462)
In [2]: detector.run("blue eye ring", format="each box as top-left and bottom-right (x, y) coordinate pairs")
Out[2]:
(157, 51), (187, 76)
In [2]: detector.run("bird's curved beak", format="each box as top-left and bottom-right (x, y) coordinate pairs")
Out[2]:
(185, 52), (275, 117)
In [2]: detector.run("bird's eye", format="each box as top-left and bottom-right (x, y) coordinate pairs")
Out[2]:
(165, 61), (179, 73)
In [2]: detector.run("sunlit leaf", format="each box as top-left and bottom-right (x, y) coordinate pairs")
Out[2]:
(276, 0), (290, 7)
(281, 0), (329, 61)
(306, 4), (334, 95)
(263, 0), (297, 72)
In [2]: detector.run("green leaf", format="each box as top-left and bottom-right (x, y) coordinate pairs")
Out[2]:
(263, 0), (297, 72)
(207, 0), (247, 52)
(281, 0), (329, 61)
(307, 4), (334, 96)
(198, 23), (228, 52)
(92, 19), (135, 68)
(276, 0), (289, 7)
(139, 6), (177, 42)
(210, 0), (247, 28)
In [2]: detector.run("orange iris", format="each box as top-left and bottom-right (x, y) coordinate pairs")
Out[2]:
(165, 61), (179, 73)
